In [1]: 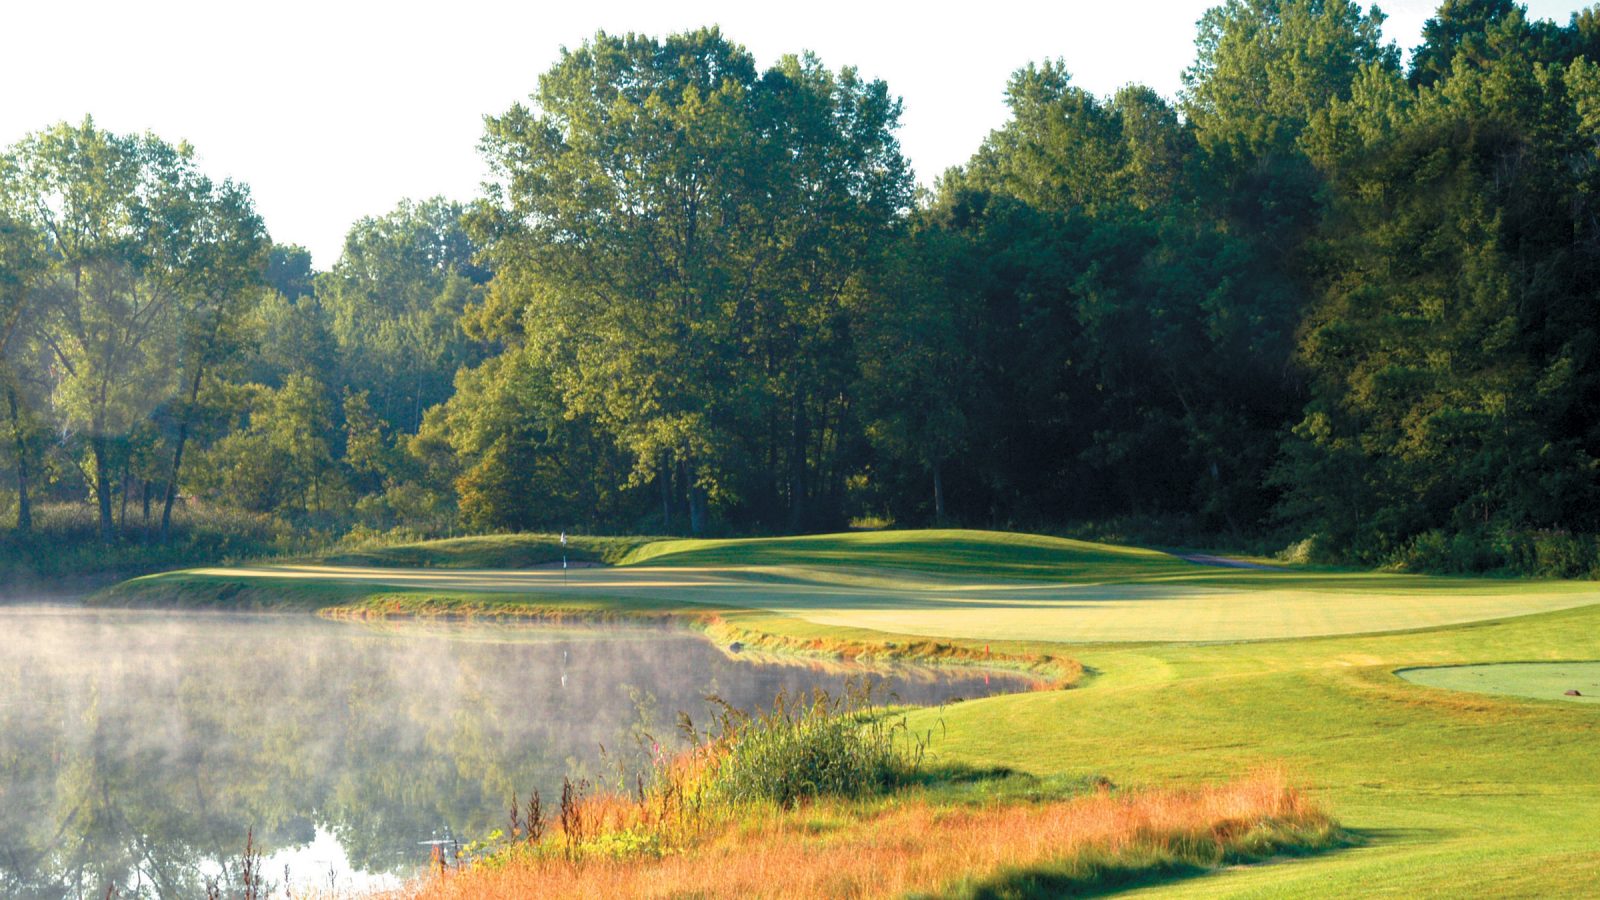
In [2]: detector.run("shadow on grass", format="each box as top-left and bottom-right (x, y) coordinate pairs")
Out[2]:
(935, 824), (1363, 899)
(905, 764), (1118, 806)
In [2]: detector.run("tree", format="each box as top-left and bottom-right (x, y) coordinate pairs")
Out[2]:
(474, 28), (910, 533)
(1182, 0), (1398, 161)
(0, 209), (45, 532)
(1277, 29), (1600, 562)
(2, 119), (268, 542)
(265, 244), (315, 301)
(1408, 0), (1541, 89)
(318, 198), (487, 435)
(857, 222), (976, 524)
(158, 181), (270, 539)
(198, 374), (342, 518)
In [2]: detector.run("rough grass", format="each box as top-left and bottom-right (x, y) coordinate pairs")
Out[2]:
(0, 500), (296, 588)
(381, 771), (1336, 900)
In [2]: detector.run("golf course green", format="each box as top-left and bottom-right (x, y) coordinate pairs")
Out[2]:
(105, 529), (1600, 896)
(1398, 661), (1600, 705)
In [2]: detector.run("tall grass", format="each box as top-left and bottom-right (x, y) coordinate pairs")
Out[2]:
(685, 681), (931, 809)
(382, 770), (1337, 899)
(0, 500), (301, 586)
(462, 681), (936, 869)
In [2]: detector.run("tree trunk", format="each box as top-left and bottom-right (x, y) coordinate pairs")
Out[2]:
(788, 397), (808, 532)
(684, 456), (706, 536)
(161, 365), (205, 541)
(659, 454), (672, 531)
(6, 386), (30, 535)
(91, 435), (114, 543)
(688, 486), (706, 536)
(933, 461), (946, 525)
(118, 457), (130, 529)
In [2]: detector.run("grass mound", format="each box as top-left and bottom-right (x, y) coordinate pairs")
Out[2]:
(616, 529), (1195, 582)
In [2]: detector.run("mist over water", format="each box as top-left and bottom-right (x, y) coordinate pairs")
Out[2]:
(0, 606), (1023, 898)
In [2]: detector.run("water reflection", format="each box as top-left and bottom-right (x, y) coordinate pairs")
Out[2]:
(0, 606), (1024, 898)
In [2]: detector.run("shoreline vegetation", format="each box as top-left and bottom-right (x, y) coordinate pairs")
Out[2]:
(390, 770), (1341, 900)
(376, 672), (1344, 900)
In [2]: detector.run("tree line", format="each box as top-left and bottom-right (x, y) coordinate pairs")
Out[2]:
(6, 1), (1600, 575)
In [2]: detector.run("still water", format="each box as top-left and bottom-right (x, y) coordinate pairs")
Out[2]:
(0, 606), (1024, 898)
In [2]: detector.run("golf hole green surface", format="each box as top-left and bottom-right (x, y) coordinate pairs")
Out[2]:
(1397, 661), (1600, 704)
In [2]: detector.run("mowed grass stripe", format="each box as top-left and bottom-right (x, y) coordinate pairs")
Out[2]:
(125, 529), (1600, 643)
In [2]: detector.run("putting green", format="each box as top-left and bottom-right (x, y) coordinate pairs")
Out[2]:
(164, 529), (1600, 643)
(1397, 661), (1600, 704)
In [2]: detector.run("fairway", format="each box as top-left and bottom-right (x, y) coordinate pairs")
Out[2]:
(141, 530), (1600, 643)
(1398, 661), (1600, 704)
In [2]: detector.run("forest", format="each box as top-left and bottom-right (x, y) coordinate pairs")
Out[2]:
(6, 0), (1600, 578)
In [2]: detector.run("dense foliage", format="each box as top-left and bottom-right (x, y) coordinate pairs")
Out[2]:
(7, 6), (1600, 575)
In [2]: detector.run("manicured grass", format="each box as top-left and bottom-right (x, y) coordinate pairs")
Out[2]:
(909, 601), (1600, 897)
(1397, 661), (1600, 705)
(104, 529), (1600, 643)
(101, 527), (1600, 896)
(616, 529), (1197, 582)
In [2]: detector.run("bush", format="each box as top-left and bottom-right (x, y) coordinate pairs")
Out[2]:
(1393, 527), (1600, 578)
(0, 500), (305, 586)
(1527, 531), (1598, 578)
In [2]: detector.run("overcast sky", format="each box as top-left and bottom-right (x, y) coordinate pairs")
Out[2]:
(2, 0), (1589, 266)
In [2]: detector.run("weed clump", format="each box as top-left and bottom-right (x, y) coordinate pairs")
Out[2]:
(465, 681), (932, 869)
(683, 680), (929, 809)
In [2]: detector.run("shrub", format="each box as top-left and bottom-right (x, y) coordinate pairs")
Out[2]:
(1392, 527), (1600, 578)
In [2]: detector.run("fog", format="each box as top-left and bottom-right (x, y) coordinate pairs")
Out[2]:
(0, 606), (1020, 898)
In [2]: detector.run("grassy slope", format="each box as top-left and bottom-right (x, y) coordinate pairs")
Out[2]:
(103, 529), (1600, 644)
(99, 529), (1600, 895)
(910, 603), (1600, 897)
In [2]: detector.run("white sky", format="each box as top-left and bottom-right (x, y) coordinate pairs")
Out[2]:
(2, 0), (1589, 267)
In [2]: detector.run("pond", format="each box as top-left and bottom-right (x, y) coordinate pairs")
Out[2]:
(0, 605), (1026, 898)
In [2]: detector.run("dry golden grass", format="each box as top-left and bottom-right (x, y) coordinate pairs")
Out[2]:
(380, 771), (1332, 899)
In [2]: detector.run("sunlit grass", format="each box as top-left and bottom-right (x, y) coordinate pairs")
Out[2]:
(103, 528), (1600, 643)
(98, 527), (1600, 895)
(381, 771), (1334, 900)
